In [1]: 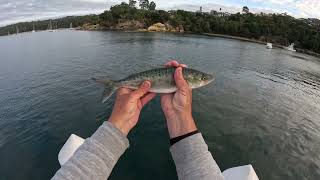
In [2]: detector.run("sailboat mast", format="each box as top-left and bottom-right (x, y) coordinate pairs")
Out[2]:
(49, 20), (52, 30)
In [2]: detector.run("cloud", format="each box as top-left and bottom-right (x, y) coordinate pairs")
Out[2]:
(0, 0), (319, 27)
(245, 0), (320, 18)
(296, 0), (320, 18)
(0, 0), (114, 26)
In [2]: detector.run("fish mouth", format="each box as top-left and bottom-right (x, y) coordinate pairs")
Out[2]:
(208, 79), (214, 84)
(205, 74), (215, 85)
(204, 79), (214, 86)
(200, 77), (214, 87)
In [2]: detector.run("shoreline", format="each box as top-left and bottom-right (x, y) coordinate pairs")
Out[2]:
(202, 33), (320, 58)
(4, 27), (320, 58)
(78, 27), (320, 58)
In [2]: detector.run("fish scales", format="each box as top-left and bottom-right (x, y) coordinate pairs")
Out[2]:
(93, 67), (214, 103)
(120, 68), (177, 93)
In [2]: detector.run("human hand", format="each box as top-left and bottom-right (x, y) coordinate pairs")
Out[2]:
(161, 60), (197, 138)
(109, 81), (156, 136)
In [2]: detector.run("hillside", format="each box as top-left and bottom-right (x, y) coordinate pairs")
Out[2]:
(1, 1), (319, 54)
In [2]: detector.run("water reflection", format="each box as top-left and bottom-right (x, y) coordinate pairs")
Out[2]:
(0, 31), (319, 180)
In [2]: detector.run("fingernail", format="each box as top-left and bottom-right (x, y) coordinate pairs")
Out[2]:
(143, 81), (151, 87)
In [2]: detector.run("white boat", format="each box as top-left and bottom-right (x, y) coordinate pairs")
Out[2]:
(286, 43), (296, 52)
(58, 134), (260, 180)
(32, 24), (36, 33)
(266, 43), (273, 49)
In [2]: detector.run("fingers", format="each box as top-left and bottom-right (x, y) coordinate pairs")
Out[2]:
(165, 60), (188, 68)
(180, 64), (187, 68)
(131, 81), (151, 99)
(117, 87), (132, 95)
(174, 67), (189, 90)
(161, 93), (173, 103)
(165, 60), (179, 67)
(165, 61), (188, 89)
(141, 93), (157, 107)
(161, 93), (173, 101)
(160, 93), (174, 110)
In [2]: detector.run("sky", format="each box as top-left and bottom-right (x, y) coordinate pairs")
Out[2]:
(0, 0), (320, 27)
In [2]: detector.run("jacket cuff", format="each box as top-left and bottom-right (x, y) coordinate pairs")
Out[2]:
(170, 133), (208, 170)
(89, 121), (130, 157)
(170, 130), (199, 145)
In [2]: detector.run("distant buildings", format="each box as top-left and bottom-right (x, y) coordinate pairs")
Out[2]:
(210, 10), (231, 17)
(196, 6), (203, 13)
(301, 18), (320, 30)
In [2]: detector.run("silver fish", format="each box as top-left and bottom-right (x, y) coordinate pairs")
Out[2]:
(93, 67), (214, 103)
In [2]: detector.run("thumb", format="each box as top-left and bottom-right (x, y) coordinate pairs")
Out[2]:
(174, 67), (189, 90)
(131, 81), (151, 99)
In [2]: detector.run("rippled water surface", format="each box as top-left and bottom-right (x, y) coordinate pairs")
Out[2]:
(0, 30), (320, 180)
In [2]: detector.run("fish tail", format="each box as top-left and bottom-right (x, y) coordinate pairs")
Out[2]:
(92, 77), (119, 103)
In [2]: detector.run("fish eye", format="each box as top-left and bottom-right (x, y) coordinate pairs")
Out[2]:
(201, 76), (206, 80)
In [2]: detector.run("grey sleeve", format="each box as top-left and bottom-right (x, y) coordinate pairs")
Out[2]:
(52, 121), (129, 180)
(170, 133), (224, 180)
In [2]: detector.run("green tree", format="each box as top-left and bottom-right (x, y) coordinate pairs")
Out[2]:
(109, 2), (132, 20)
(99, 11), (114, 25)
(129, 0), (137, 8)
(1, 1), (320, 55)
(139, 0), (149, 10)
(242, 6), (249, 14)
(149, 1), (156, 11)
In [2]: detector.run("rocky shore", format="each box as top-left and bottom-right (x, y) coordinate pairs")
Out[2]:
(77, 22), (320, 58)
(78, 21), (184, 33)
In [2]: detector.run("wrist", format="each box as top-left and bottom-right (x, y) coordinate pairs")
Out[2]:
(170, 130), (199, 145)
(167, 115), (198, 139)
(108, 118), (130, 136)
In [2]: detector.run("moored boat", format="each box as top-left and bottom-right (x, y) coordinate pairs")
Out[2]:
(266, 43), (273, 49)
(286, 43), (296, 52)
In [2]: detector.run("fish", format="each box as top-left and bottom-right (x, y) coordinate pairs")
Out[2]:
(93, 67), (214, 103)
